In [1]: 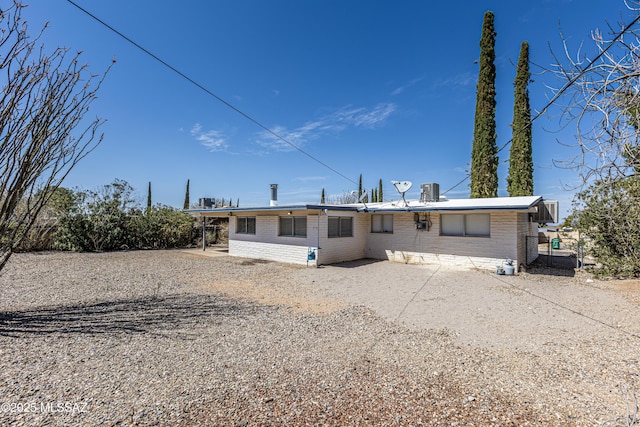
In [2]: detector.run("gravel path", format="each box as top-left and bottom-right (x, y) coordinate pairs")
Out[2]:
(0, 250), (639, 426)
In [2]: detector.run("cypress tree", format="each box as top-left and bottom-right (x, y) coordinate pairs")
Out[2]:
(470, 11), (499, 198)
(507, 42), (534, 196)
(183, 179), (190, 210)
(357, 174), (363, 199)
(321, 188), (326, 204)
(378, 179), (383, 202)
(147, 182), (152, 212)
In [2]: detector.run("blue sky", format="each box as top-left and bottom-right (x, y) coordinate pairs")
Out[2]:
(20, 0), (634, 219)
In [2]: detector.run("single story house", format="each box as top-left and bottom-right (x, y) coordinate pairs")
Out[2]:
(188, 184), (554, 272)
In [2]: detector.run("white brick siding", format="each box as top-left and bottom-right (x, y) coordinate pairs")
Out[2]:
(225, 208), (536, 272)
(366, 211), (528, 271)
(317, 212), (367, 265)
(230, 240), (316, 266)
(229, 211), (318, 266)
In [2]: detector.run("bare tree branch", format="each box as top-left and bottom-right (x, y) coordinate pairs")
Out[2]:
(0, 1), (112, 271)
(551, 1), (640, 190)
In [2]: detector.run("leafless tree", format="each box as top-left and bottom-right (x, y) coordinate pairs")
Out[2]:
(550, 0), (640, 188)
(325, 191), (359, 205)
(0, 1), (112, 272)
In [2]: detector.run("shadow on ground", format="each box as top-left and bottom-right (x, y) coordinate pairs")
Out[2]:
(525, 254), (578, 277)
(324, 259), (386, 269)
(0, 294), (262, 337)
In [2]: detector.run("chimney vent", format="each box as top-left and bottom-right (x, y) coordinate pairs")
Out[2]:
(270, 184), (278, 206)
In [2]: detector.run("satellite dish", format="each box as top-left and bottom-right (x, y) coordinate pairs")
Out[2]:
(350, 190), (369, 209)
(391, 181), (412, 193)
(391, 180), (412, 206)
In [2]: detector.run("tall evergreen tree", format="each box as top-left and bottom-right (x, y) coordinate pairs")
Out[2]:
(507, 42), (534, 196)
(378, 179), (383, 202)
(357, 174), (363, 199)
(183, 179), (190, 210)
(147, 182), (152, 212)
(470, 11), (499, 198)
(321, 188), (326, 204)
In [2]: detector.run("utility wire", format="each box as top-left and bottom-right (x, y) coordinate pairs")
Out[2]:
(441, 12), (640, 197)
(65, 0), (359, 187)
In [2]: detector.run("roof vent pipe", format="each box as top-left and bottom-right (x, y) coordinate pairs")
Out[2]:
(270, 184), (278, 206)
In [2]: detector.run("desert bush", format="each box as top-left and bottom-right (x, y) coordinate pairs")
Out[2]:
(574, 177), (640, 278)
(129, 205), (197, 249)
(53, 179), (198, 252)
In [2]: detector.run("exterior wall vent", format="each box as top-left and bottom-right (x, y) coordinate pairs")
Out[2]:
(420, 183), (440, 203)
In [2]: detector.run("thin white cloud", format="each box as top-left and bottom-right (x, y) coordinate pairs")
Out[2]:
(433, 71), (476, 89)
(191, 123), (228, 152)
(348, 103), (396, 128)
(256, 103), (396, 151)
(391, 76), (425, 96)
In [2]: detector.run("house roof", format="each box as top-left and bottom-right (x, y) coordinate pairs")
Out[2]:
(186, 195), (543, 215)
(186, 204), (358, 215)
(367, 195), (543, 212)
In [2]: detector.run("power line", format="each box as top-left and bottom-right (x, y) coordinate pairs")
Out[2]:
(65, 0), (359, 187)
(442, 12), (640, 197)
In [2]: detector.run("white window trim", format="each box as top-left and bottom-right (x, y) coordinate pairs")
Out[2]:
(371, 214), (393, 233)
(328, 216), (353, 238)
(279, 216), (307, 237)
(236, 216), (256, 234)
(440, 213), (490, 237)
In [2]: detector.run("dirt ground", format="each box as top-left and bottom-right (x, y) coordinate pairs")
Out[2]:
(0, 250), (639, 425)
(186, 248), (640, 351)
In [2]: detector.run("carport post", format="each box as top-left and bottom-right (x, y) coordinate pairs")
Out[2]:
(202, 216), (206, 251)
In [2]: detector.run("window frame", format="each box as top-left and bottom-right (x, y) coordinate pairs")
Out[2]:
(328, 216), (353, 238)
(279, 216), (307, 237)
(236, 216), (256, 234)
(440, 213), (490, 237)
(371, 214), (393, 233)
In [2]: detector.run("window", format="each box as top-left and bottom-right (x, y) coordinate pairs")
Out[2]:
(279, 216), (307, 237)
(371, 214), (393, 233)
(440, 213), (490, 237)
(328, 216), (353, 238)
(236, 216), (256, 234)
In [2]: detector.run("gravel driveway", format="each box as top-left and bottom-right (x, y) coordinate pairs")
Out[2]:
(0, 250), (639, 426)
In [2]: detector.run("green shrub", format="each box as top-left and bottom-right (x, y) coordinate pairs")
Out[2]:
(575, 177), (640, 278)
(53, 179), (198, 252)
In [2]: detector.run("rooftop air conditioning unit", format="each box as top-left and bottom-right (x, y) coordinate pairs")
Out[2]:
(420, 183), (440, 202)
(532, 200), (559, 223)
(198, 198), (213, 209)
